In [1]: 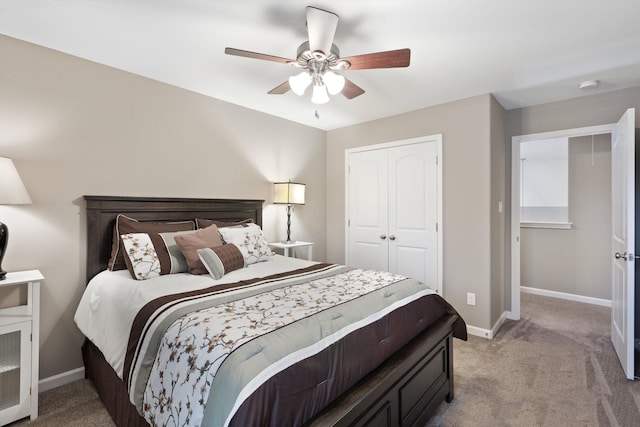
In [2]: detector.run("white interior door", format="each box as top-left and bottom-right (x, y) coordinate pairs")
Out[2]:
(611, 108), (636, 380)
(346, 149), (389, 271)
(388, 142), (439, 290)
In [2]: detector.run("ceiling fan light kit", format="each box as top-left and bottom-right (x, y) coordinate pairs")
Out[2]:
(312, 84), (330, 104)
(225, 6), (411, 105)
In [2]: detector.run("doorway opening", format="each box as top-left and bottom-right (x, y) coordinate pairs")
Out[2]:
(510, 108), (637, 380)
(511, 123), (615, 318)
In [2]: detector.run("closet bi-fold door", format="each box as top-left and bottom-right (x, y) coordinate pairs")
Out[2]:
(388, 142), (438, 289)
(347, 141), (438, 289)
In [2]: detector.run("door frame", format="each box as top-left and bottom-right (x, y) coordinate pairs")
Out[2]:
(510, 123), (615, 320)
(345, 134), (443, 294)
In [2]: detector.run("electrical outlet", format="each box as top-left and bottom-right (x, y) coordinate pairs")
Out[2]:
(467, 292), (476, 306)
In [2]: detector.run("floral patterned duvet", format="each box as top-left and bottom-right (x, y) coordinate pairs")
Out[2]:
(121, 262), (462, 427)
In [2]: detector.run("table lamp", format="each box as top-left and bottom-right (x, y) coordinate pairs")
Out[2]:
(273, 181), (305, 243)
(0, 157), (32, 280)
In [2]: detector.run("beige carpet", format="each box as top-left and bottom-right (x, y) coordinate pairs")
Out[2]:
(9, 293), (640, 427)
(428, 293), (640, 427)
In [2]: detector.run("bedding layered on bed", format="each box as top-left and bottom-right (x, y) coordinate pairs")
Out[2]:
(75, 255), (466, 427)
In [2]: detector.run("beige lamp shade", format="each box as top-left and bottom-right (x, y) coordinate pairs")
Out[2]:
(273, 182), (305, 205)
(0, 157), (32, 205)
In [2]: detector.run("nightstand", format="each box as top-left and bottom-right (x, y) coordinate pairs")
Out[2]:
(0, 270), (44, 426)
(268, 241), (314, 261)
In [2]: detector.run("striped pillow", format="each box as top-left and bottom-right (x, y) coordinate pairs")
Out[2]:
(120, 230), (195, 280)
(197, 244), (246, 279)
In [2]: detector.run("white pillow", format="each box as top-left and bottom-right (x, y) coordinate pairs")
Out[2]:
(218, 223), (273, 264)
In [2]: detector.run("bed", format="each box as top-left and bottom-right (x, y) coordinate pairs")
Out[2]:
(76, 195), (466, 427)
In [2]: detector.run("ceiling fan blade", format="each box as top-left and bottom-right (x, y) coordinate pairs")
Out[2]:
(306, 6), (339, 55)
(341, 78), (365, 99)
(225, 47), (294, 65)
(268, 81), (291, 95)
(341, 48), (411, 70)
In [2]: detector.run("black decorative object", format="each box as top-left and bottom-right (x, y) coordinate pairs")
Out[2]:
(0, 222), (7, 280)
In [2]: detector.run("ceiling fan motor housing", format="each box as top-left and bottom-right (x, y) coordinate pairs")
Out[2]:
(294, 41), (350, 70)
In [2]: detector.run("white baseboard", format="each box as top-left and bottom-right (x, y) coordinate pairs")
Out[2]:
(39, 367), (85, 393)
(466, 325), (491, 338)
(466, 311), (508, 339)
(521, 286), (611, 307)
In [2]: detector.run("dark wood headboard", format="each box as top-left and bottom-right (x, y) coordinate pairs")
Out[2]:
(84, 196), (264, 282)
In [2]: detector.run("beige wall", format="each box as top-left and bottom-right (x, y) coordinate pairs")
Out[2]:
(490, 96), (506, 325)
(521, 135), (612, 300)
(326, 94), (498, 330)
(0, 36), (327, 379)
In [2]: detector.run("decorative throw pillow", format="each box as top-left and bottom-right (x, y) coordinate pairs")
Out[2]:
(158, 230), (198, 273)
(218, 223), (272, 265)
(174, 224), (224, 274)
(108, 214), (195, 271)
(195, 218), (254, 229)
(119, 230), (196, 280)
(197, 244), (246, 279)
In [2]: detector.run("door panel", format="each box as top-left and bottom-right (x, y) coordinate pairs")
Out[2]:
(611, 108), (635, 380)
(388, 143), (438, 289)
(347, 149), (389, 270)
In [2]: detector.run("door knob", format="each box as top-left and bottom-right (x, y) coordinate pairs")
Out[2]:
(380, 234), (387, 240)
(389, 234), (396, 240)
(615, 252), (630, 261)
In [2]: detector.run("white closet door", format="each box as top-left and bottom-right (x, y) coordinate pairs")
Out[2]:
(347, 149), (389, 271)
(388, 142), (438, 288)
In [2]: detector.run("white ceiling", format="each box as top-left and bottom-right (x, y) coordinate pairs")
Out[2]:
(1, 0), (639, 131)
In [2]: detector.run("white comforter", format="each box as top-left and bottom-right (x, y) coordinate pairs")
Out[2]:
(74, 255), (315, 378)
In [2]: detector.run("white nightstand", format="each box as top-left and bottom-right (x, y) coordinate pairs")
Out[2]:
(0, 270), (44, 426)
(268, 241), (314, 261)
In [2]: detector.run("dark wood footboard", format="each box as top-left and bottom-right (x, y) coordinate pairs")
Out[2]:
(307, 314), (457, 427)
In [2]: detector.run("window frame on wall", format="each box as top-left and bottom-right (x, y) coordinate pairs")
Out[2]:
(519, 136), (572, 229)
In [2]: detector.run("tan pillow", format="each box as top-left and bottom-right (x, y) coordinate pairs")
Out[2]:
(108, 214), (195, 271)
(174, 224), (224, 274)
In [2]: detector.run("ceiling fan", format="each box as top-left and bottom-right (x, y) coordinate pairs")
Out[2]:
(225, 6), (411, 104)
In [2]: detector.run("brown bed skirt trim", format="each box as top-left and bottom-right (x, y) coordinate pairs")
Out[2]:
(82, 339), (150, 427)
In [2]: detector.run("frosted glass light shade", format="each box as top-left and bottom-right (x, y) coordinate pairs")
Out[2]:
(0, 157), (31, 205)
(273, 182), (305, 205)
(311, 84), (329, 104)
(288, 72), (312, 95)
(323, 71), (345, 95)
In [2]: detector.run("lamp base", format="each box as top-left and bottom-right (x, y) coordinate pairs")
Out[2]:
(0, 222), (7, 280)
